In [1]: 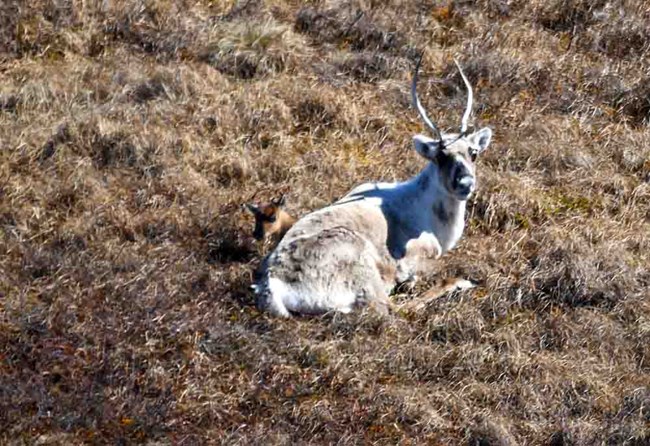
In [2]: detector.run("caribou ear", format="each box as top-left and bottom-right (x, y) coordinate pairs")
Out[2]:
(469, 127), (492, 153)
(244, 203), (259, 214)
(272, 194), (286, 207)
(413, 134), (442, 160)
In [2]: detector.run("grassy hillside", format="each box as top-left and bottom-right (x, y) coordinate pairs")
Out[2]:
(1, 0), (649, 444)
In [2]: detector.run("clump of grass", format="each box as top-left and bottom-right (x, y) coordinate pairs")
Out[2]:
(40, 122), (71, 161)
(295, 4), (403, 52)
(612, 77), (650, 126)
(200, 19), (307, 79)
(8, 0), (79, 59)
(531, 0), (607, 33)
(206, 224), (256, 264)
(444, 53), (554, 113)
(334, 52), (404, 83)
(291, 95), (339, 134)
(0, 1), (21, 61)
(529, 0), (650, 60)
(466, 415), (517, 446)
(71, 121), (161, 177)
(123, 71), (187, 103)
(586, 15), (650, 59)
(526, 242), (638, 310)
(557, 1), (650, 59)
(0, 93), (19, 112)
(100, 0), (192, 60)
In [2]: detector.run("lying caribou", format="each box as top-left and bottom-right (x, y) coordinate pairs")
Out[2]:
(253, 57), (492, 317)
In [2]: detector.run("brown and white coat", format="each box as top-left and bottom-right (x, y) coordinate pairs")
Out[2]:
(254, 58), (493, 317)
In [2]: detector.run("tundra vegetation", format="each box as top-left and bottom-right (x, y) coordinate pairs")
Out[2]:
(1, 0), (649, 444)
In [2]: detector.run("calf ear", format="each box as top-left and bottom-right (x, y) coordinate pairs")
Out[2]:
(272, 194), (286, 207)
(244, 203), (259, 214)
(469, 127), (492, 153)
(413, 134), (442, 160)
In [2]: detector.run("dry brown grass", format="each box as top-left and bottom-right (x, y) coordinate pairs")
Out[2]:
(1, 0), (649, 444)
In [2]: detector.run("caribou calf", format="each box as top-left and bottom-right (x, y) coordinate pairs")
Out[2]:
(254, 58), (492, 317)
(244, 194), (296, 247)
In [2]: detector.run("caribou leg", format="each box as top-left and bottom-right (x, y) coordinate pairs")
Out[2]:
(396, 277), (476, 312)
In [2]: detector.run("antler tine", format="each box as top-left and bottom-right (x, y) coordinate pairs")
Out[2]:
(412, 53), (443, 142)
(454, 58), (473, 135)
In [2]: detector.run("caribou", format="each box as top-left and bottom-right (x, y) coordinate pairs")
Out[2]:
(244, 194), (296, 246)
(253, 56), (492, 317)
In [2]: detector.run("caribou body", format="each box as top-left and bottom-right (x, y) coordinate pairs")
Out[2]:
(253, 58), (492, 317)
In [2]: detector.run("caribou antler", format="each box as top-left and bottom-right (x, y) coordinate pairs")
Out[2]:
(454, 58), (473, 135)
(412, 53), (443, 142)
(412, 53), (475, 142)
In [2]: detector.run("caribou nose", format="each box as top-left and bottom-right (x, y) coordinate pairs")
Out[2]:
(454, 175), (475, 198)
(456, 176), (475, 190)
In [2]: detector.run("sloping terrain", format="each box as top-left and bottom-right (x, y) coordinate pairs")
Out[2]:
(1, 0), (649, 444)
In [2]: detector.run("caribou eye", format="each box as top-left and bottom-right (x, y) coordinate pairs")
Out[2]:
(469, 150), (478, 162)
(267, 215), (277, 223)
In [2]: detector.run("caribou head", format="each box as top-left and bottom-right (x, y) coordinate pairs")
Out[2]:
(411, 56), (492, 201)
(244, 194), (295, 242)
